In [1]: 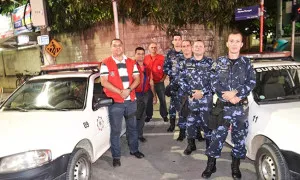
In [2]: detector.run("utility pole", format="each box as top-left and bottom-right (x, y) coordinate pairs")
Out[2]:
(259, 0), (264, 52)
(112, 0), (120, 39)
(30, 0), (54, 65)
(276, 0), (283, 39)
(291, 0), (297, 57)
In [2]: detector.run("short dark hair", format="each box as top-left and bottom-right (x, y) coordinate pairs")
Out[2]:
(111, 39), (123, 46)
(172, 32), (182, 39)
(135, 47), (145, 53)
(229, 30), (243, 37)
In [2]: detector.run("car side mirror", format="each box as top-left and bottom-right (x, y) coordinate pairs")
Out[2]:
(93, 97), (113, 111)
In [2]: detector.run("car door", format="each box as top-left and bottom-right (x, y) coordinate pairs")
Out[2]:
(89, 75), (111, 158)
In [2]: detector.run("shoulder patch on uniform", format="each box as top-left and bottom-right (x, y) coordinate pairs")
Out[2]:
(211, 61), (217, 70)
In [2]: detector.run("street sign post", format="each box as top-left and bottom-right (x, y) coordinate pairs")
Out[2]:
(235, 5), (259, 21)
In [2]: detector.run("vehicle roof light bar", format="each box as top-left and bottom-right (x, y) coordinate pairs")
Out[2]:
(241, 51), (292, 60)
(41, 62), (101, 74)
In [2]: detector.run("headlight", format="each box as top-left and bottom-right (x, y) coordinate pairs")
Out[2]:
(0, 150), (51, 173)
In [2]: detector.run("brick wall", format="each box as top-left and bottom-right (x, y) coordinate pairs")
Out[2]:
(55, 20), (226, 64)
(0, 21), (229, 89)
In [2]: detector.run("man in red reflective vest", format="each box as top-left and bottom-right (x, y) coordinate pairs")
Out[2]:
(100, 39), (144, 167)
(134, 47), (156, 143)
(144, 42), (168, 122)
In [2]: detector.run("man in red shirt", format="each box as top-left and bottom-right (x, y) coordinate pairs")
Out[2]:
(134, 47), (156, 142)
(144, 42), (168, 122)
(100, 39), (144, 167)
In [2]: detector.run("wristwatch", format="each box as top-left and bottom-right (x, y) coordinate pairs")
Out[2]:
(127, 87), (132, 92)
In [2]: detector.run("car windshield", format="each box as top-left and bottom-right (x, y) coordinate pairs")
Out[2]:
(0, 78), (88, 111)
(253, 66), (300, 103)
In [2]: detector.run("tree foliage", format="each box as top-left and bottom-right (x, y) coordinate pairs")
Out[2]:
(1, 0), (259, 35)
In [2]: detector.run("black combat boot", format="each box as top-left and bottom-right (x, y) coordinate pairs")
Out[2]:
(201, 156), (217, 178)
(196, 127), (205, 142)
(231, 156), (242, 179)
(167, 117), (176, 132)
(176, 128), (186, 141)
(184, 138), (196, 155)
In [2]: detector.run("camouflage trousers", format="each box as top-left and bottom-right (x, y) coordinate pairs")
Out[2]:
(186, 109), (211, 139)
(205, 105), (249, 159)
(169, 94), (186, 129)
(169, 94), (179, 119)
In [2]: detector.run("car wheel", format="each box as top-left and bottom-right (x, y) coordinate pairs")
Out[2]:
(255, 143), (290, 180)
(66, 148), (91, 180)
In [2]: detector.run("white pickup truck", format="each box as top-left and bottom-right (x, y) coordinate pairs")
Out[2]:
(226, 52), (300, 180)
(0, 62), (125, 180)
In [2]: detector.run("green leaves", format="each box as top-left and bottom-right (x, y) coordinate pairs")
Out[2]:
(1, 0), (258, 35)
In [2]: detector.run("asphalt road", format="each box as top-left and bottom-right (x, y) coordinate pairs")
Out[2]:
(91, 122), (257, 180)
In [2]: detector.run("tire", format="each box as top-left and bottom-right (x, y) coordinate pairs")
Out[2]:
(255, 143), (290, 180)
(66, 148), (91, 180)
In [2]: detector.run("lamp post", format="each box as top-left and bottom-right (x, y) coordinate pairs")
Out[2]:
(112, 0), (120, 39)
(259, 0), (264, 53)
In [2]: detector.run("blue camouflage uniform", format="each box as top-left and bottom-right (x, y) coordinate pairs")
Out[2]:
(163, 49), (183, 125)
(178, 56), (214, 139)
(206, 56), (256, 159)
(173, 55), (189, 129)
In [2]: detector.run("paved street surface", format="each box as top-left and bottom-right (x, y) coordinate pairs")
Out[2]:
(91, 122), (257, 180)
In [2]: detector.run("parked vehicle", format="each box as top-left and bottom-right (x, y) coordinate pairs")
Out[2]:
(226, 51), (300, 180)
(0, 62), (125, 180)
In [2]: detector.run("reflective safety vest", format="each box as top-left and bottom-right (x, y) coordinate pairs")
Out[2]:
(102, 56), (136, 103)
(135, 63), (151, 93)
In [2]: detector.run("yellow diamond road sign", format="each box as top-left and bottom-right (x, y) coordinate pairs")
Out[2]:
(46, 39), (63, 57)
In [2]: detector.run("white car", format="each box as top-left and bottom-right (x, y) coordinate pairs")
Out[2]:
(226, 52), (300, 180)
(0, 62), (125, 180)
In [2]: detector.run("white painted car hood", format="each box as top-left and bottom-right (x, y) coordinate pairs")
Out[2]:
(0, 111), (86, 160)
(258, 101), (300, 154)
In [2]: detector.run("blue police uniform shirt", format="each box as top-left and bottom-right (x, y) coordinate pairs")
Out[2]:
(178, 56), (214, 111)
(163, 49), (183, 79)
(211, 56), (256, 101)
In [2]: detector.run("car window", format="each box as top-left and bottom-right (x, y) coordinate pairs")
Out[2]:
(92, 77), (109, 111)
(1, 78), (88, 111)
(253, 68), (300, 103)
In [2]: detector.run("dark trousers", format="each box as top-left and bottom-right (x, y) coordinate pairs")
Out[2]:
(146, 91), (153, 118)
(136, 91), (149, 138)
(154, 82), (168, 118)
(108, 100), (139, 159)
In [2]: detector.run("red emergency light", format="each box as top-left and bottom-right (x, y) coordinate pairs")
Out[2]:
(41, 62), (101, 73)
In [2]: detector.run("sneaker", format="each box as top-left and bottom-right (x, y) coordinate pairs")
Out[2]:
(130, 151), (145, 159)
(163, 117), (169, 122)
(113, 158), (121, 167)
(145, 117), (152, 122)
(138, 137), (147, 142)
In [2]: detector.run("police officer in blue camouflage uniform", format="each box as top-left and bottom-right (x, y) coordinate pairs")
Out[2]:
(178, 40), (213, 155)
(171, 40), (194, 141)
(202, 31), (256, 179)
(163, 33), (183, 134)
